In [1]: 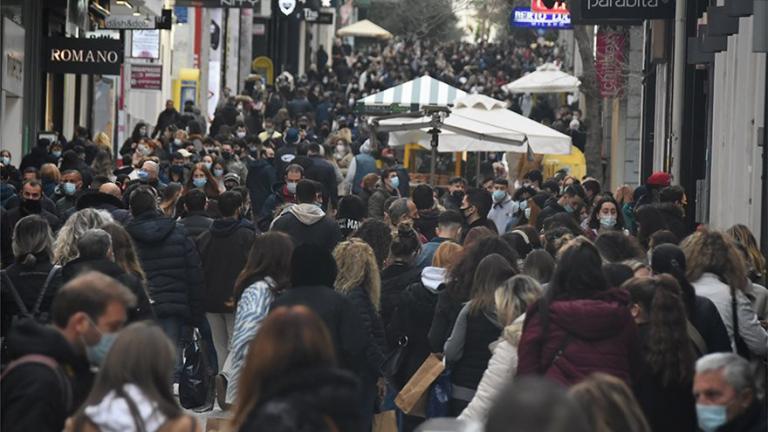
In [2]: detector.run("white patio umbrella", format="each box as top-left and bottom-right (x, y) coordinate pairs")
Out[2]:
(379, 94), (571, 155)
(336, 19), (393, 39)
(504, 63), (581, 94)
(357, 75), (466, 114)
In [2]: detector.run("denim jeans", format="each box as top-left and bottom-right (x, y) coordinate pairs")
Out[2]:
(158, 316), (187, 382)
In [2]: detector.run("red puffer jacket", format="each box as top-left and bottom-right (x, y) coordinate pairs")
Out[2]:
(516, 288), (640, 387)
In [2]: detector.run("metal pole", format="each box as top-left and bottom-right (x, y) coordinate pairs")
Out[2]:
(670, 0), (687, 180)
(430, 129), (438, 185)
(761, 62), (768, 257)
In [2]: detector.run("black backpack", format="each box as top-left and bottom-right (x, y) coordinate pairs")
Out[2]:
(1, 265), (61, 326)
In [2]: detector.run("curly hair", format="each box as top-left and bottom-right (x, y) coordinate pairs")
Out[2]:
(680, 229), (747, 292)
(353, 219), (392, 269)
(333, 238), (381, 311)
(624, 275), (695, 386)
(53, 208), (115, 265)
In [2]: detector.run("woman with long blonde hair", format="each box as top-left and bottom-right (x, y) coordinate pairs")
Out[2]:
(569, 373), (651, 432)
(332, 238), (385, 430)
(53, 208), (114, 265)
(727, 224), (767, 285)
(681, 229), (768, 358)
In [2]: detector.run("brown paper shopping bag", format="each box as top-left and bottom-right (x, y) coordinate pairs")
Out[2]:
(395, 353), (445, 416)
(372, 410), (397, 432)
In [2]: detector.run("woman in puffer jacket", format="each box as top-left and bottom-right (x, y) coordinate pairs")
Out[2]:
(459, 275), (543, 423)
(516, 237), (640, 387)
(443, 254), (517, 415)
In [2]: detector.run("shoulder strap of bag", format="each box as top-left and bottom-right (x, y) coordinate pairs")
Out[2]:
(731, 288), (741, 339)
(1, 270), (30, 317)
(31, 265), (61, 316)
(686, 320), (708, 356)
(1, 354), (73, 412)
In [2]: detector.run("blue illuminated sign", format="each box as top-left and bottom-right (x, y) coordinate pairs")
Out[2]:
(511, 7), (573, 29)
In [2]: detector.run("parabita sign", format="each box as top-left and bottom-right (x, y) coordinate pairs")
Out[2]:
(46, 37), (124, 75)
(578, 0), (674, 20)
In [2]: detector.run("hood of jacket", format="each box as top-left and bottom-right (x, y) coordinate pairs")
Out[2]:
(125, 211), (177, 244)
(283, 203), (326, 226)
(545, 288), (631, 340)
(210, 217), (255, 237)
(75, 191), (125, 211)
(84, 384), (167, 432)
(421, 266), (446, 293)
(5, 319), (77, 364)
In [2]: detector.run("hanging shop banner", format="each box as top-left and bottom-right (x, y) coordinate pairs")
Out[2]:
(303, 9), (333, 24)
(131, 30), (160, 59)
(208, 9), (223, 116)
(531, 0), (570, 13)
(595, 28), (627, 97)
(103, 15), (155, 29)
(130, 64), (162, 90)
(575, 0), (674, 21)
(45, 37), (124, 75)
(511, 7), (572, 29)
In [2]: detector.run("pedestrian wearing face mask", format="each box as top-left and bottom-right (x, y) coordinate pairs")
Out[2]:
(1, 272), (135, 432)
(536, 184), (586, 230)
(259, 164), (304, 230)
(119, 123), (150, 158)
(460, 188), (497, 236)
(442, 176), (467, 212)
(693, 353), (766, 432)
(56, 170), (84, 216)
(1, 182), (61, 266)
(583, 195), (627, 240)
(487, 178), (524, 234)
(367, 168), (401, 220)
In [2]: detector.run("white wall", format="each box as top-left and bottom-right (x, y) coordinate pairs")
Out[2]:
(1, 16), (24, 156)
(708, 15), (766, 239)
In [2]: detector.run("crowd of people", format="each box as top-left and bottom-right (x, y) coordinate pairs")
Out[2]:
(1, 35), (766, 432)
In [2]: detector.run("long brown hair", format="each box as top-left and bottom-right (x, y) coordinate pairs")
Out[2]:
(233, 232), (294, 301)
(569, 373), (651, 432)
(231, 306), (336, 429)
(101, 223), (146, 281)
(467, 253), (517, 315)
(71, 322), (181, 430)
(680, 229), (748, 292)
(727, 224), (766, 281)
(185, 162), (220, 198)
(624, 275), (695, 385)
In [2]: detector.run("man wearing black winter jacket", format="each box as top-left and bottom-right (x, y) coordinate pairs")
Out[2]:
(125, 187), (204, 379)
(196, 191), (257, 370)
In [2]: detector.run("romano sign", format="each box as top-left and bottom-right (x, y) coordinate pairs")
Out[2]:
(46, 37), (123, 75)
(572, 0), (674, 22)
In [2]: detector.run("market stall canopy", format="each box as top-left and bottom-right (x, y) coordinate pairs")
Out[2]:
(503, 63), (581, 94)
(357, 75), (467, 115)
(378, 94), (571, 155)
(336, 19), (393, 39)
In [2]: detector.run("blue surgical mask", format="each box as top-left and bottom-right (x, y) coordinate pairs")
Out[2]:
(564, 203), (575, 213)
(137, 170), (149, 181)
(599, 215), (617, 228)
(492, 190), (506, 203)
(1, 156), (10, 165)
(203, 162), (212, 170)
(518, 200), (528, 210)
(213, 168), (224, 177)
(524, 207), (532, 220)
(696, 404), (727, 432)
(62, 182), (77, 196)
(389, 176), (400, 189)
(83, 319), (118, 367)
(193, 177), (207, 188)
(52, 151), (62, 158)
(173, 138), (182, 146)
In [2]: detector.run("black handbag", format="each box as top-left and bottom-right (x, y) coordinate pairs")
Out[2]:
(381, 335), (409, 379)
(179, 330), (214, 409)
(731, 288), (753, 360)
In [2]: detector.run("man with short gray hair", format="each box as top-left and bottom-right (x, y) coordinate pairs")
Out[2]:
(61, 229), (153, 322)
(693, 353), (766, 432)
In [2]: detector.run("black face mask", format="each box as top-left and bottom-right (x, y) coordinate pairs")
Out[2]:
(21, 199), (42, 214)
(222, 152), (232, 160)
(451, 190), (464, 201)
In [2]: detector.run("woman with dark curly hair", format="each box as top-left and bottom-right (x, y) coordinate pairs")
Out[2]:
(583, 195), (627, 240)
